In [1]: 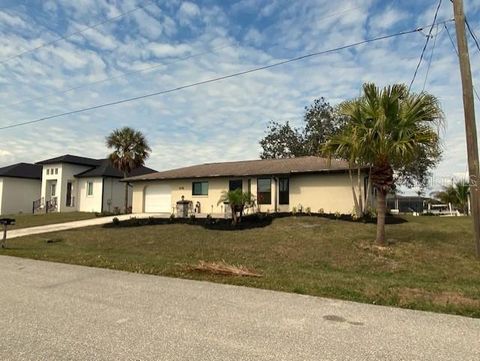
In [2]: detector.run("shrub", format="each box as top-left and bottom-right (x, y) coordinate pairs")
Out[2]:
(292, 206), (297, 215)
(112, 217), (120, 226)
(351, 207), (360, 221)
(334, 211), (341, 219)
(305, 207), (311, 215)
(318, 208), (324, 215)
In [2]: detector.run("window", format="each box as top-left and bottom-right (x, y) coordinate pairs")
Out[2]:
(46, 169), (50, 175)
(50, 183), (56, 197)
(229, 179), (242, 192)
(257, 178), (271, 205)
(55, 168), (58, 175)
(87, 182), (94, 196)
(192, 181), (208, 196)
(279, 178), (289, 205)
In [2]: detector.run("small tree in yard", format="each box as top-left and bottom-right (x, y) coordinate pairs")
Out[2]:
(218, 189), (255, 225)
(434, 181), (470, 215)
(106, 127), (151, 214)
(324, 83), (443, 245)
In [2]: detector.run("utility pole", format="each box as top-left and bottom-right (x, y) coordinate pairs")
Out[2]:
(453, 0), (480, 257)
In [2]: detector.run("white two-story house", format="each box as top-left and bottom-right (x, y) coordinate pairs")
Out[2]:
(35, 154), (155, 213)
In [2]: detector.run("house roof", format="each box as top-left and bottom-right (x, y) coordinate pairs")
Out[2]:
(36, 154), (101, 167)
(0, 162), (42, 180)
(124, 156), (353, 182)
(35, 154), (155, 178)
(75, 159), (156, 178)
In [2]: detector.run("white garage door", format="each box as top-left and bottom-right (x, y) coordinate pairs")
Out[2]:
(144, 184), (172, 213)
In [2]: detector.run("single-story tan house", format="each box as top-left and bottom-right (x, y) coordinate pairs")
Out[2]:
(125, 156), (368, 216)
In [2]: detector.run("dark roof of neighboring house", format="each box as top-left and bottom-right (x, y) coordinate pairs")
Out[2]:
(75, 159), (156, 179)
(0, 162), (42, 180)
(124, 156), (353, 182)
(35, 154), (156, 179)
(36, 154), (101, 167)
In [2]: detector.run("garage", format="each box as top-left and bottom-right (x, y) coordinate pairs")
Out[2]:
(144, 184), (172, 213)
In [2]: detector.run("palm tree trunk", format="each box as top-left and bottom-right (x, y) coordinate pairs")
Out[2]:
(231, 204), (237, 225)
(376, 189), (387, 245)
(348, 169), (360, 216)
(124, 172), (129, 214)
(357, 167), (363, 215)
(364, 167), (372, 214)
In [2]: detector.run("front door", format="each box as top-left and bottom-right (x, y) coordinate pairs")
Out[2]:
(66, 182), (73, 207)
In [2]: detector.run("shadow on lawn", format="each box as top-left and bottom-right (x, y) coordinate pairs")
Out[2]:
(102, 212), (408, 231)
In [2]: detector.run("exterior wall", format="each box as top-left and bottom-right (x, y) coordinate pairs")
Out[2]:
(102, 177), (132, 213)
(77, 177), (103, 213)
(0, 177), (41, 215)
(288, 173), (358, 214)
(40, 163), (92, 212)
(132, 177), (253, 214)
(132, 172), (363, 215)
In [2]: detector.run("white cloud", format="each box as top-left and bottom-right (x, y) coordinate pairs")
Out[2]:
(368, 6), (408, 31)
(0, 11), (25, 28)
(0, 0), (478, 194)
(147, 43), (192, 58)
(244, 28), (263, 47)
(177, 1), (200, 25)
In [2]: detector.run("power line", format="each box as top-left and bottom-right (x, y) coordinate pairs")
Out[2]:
(0, 0), (154, 64)
(0, 20), (453, 131)
(444, 23), (480, 103)
(448, 0), (480, 53)
(409, 0), (443, 91)
(422, 24), (442, 91)
(465, 17), (480, 54)
(1, 3), (368, 110)
(0, 42), (233, 109)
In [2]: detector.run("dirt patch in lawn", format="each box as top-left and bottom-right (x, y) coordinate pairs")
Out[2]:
(397, 287), (480, 308)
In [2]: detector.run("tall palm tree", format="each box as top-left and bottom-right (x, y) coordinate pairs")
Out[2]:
(106, 127), (151, 213)
(324, 83), (443, 244)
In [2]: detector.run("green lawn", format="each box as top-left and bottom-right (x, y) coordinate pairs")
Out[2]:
(3, 212), (97, 230)
(2, 215), (480, 317)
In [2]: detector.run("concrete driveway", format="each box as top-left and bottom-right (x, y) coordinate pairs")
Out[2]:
(6, 213), (170, 239)
(0, 256), (479, 360)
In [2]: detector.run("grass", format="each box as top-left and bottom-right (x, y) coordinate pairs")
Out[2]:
(2, 215), (480, 318)
(3, 212), (97, 230)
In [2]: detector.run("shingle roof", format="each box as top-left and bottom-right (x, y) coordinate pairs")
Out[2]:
(75, 159), (156, 178)
(124, 156), (352, 182)
(36, 154), (101, 167)
(0, 163), (42, 180)
(35, 154), (156, 178)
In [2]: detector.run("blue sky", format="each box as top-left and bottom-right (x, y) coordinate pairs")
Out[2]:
(0, 0), (479, 195)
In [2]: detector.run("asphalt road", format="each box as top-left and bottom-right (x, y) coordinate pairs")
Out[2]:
(0, 255), (479, 361)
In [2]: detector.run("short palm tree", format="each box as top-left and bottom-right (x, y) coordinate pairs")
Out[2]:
(454, 181), (470, 215)
(324, 83), (443, 244)
(217, 189), (255, 225)
(106, 127), (151, 213)
(435, 181), (470, 214)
